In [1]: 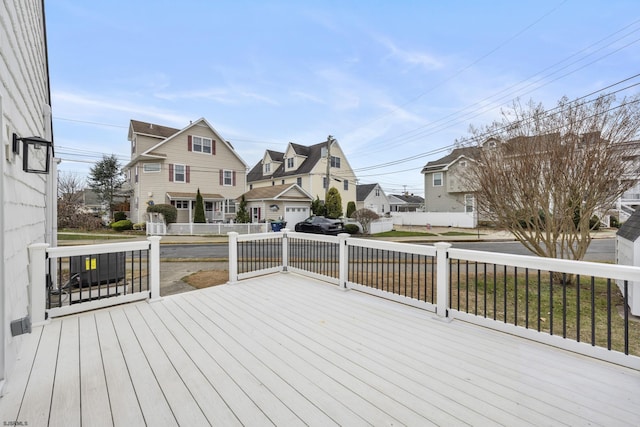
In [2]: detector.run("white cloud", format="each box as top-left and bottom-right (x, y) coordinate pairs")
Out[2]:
(52, 90), (191, 126)
(376, 36), (444, 71)
(154, 86), (279, 106)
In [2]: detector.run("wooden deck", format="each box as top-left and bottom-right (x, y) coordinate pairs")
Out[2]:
(1, 273), (639, 426)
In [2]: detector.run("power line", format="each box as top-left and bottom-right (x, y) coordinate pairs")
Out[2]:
(359, 21), (640, 155)
(351, 75), (640, 173)
(344, 0), (569, 135)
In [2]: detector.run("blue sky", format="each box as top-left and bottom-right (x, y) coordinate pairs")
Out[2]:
(46, 0), (640, 197)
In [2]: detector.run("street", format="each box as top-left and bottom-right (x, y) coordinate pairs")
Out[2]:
(160, 238), (616, 262)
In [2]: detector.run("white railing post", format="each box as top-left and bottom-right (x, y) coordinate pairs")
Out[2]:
(282, 228), (289, 273)
(434, 242), (452, 319)
(228, 232), (239, 283)
(147, 236), (162, 302)
(338, 233), (349, 290)
(28, 243), (50, 326)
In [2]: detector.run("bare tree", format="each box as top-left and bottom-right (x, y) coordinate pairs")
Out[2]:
(463, 94), (640, 261)
(352, 208), (380, 234)
(57, 172), (103, 230)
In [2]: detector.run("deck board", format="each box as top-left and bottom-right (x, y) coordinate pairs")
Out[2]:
(265, 275), (640, 423)
(1, 272), (639, 426)
(78, 314), (111, 427)
(49, 318), (80, 427)
(135, 303), (242, 426)
(93, 310), (146, 426)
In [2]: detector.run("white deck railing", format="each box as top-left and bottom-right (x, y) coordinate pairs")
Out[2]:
(28, 236), (162, 324)
(228, 229), (640, 370)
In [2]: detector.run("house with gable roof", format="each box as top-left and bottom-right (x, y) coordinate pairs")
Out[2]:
(356, 183), (390, 214)
(247, 138), (357, 219)
(238, 184), (314, 225)
(388, 193), (425, 212)
(421, 145), (482, 214)
(125, 118), (248, 224)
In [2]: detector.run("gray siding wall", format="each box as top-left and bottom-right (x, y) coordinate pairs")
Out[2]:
(0, 0), (51, 382)
(424, 171), (468, 212)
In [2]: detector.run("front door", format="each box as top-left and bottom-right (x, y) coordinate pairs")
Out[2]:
(251, 207), (261, 223)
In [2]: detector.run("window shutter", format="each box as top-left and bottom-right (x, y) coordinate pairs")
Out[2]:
(188, 135), (192, 151)
(232, 171), (236, 186)
(212, 140), (216, 155)
(169, 163), (174, 182)
(186, 166), (191, 183)
(219, 170), (223, 185)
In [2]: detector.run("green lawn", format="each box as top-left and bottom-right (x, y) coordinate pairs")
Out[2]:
(372, 230), (438, 237)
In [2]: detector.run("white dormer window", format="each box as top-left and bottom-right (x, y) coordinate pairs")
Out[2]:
(264, 163), (271, 174)
(287, 157), (294, 168)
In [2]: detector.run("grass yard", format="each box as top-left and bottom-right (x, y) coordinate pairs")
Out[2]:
(347, 259), (640, 356)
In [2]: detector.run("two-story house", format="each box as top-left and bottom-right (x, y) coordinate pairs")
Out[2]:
(125, 118), (248, 224)
(246, 138), (357, 220)
(356, 183), (390, 214)
(421, 145), (482, 214)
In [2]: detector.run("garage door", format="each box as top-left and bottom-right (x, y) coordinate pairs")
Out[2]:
(285, 206), (310, 227)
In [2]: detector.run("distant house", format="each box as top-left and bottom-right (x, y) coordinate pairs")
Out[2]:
(238, 184), (313, 225)
(356, 183), (390, 214)
(388, 194), (424, 212)
(421, 145), (481, 214)
(0, 2), (55, 388)
(125, 118), (248, 224)
(247, 138), (357, 215)
(79, 188), (130, 216)
(423, 136), (639, 225)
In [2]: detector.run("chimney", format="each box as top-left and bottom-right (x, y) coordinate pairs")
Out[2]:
(149, 123), (153, 129)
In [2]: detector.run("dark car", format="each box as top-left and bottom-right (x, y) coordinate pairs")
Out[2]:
(294, 216), (345, 235)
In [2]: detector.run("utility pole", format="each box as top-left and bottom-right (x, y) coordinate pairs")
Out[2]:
(325, 134), (334, 202)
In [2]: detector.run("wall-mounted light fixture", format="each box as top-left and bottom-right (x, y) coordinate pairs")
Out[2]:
(13, 133), (53, 174)
(270, 204), (279, 211)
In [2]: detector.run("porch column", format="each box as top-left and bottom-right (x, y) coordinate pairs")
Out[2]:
(28, 243), (50, 326)
(147, 236), (162, 302)
(282, 229), (289, 273)
(228, 232), (239, 284)
(338, 233), (349, 290)
(434, 242), (452, 319)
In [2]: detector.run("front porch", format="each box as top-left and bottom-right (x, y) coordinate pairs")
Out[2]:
(1, 273), (638, 426)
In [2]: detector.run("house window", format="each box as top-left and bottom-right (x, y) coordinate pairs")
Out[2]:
(224, 199), (236, 214)
(264, 163), (271, 174)
(282, 180), (285, 185)
(143, 163), (161, 173)
(174, 164), (186, 182)
(296, 177), (302, 186)
(135, 166), (138, 183)
(193, 136), (212, 154)
(173, 200), (189, 209)
(287, 158), (294, 168)
(223, 170), (233, 186)
(343, 180), (348, 191)
(433, 172), (443, 187)
(375, 188), (380, 196)
(465, 194), (474, 213)
(323, 176), (328, 189)
(331, 156), (341, 168)
(249, 184), (253, 190)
